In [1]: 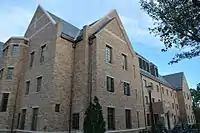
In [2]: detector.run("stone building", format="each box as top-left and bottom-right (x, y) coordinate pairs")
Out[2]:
(0, 5), (195, 132)
(137, 53), (195, 129)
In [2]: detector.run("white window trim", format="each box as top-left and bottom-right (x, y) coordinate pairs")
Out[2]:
(121, 80), (130, 84)
(1, 91), (11, 94)
(125, 108), (131, 110)
(32, 105), (39, 108)
(21, 107), (28, 110)
(36, 75), (43, 78)
(107, 105), (115, 108)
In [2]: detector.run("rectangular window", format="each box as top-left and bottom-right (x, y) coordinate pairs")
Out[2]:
(106, 76), (114, 92)
(25, 81), (30, 95)
(172, 103), (174, 109)
(142, 60), (146, 70)
(152, 98), (155, 102)
(7, 67), (14, 80)
(143, 79), (147, 87)
(122, 54), (127, 70)
(135, 89), (138, 101)
(154, 114), (159, 124)
(12, 44), (20, 56)
(29, 52), (35, 68)
(147, 114), (150, 126)
(0, 93), (9, 112)
(171, 91), (173, 97)
(31, 108), (39, 131)
(106, 45), (112, 63)
(156, 85), (159, 92)
(40, 44), (46, 63)
(108, 107), (115, 130)
(20, 109), (26, 129)
(125, 109), (132, 129)
(124, 82), (130, 96)
(155, 67), (158, 77)
(55, 104), (60, 112)
(146, 62), (150, 72)
(36, 76), (42, 92)
(162, 87), (164, 94)
(145, 96), (148, 104)
(139, 58), (142, 69)
(166, 89), (169, 96)
(150, 82), (153, 88)
(136, 111), (140, 128)
(0, 68), (3, 79)
(72, 113), (79, 129)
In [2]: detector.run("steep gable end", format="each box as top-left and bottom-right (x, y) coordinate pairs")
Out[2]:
(89, 10), (135, 57)
(24, 5), (56, 38)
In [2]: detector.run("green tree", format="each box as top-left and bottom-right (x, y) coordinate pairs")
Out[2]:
(190, 83), (200, 123)
(83, 97), (106, 133)
(140, 0), (200, 64)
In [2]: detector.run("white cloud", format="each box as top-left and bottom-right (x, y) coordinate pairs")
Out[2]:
(119, 15), (163, 48)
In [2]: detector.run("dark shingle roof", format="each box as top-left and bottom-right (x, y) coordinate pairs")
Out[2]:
(48, 12), (81, 40)
(163, 72), (184, 90)
(140, 69), (174, 89)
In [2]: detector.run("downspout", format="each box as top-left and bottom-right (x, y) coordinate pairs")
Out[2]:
(68, 43), (76, 133)
(140, 74), (147, 129)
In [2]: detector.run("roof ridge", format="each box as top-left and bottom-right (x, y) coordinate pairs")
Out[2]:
(47, 11), (80, 30)
(163, 72), (184, 77)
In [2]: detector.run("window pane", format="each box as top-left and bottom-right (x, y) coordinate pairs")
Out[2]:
(108, 107), (115, 130)
(0, 93), (9, 112)
(29, 52), (35, 68)
(55, 104), (60, 112)
(31, 108), (39, 131)
(137, 111), (140, 128)
(145, 96), (148, 104)
(122, 54), (127, 70)
(12, 45), (20, 56)
(107, 76), (114, 92)
(139, 58), (142, 68)
(25, 81), (30, 95)
(20, 109), (26, 129)
(72, 113), (79, 129)
(124, 82), (130, 96)
(106, 45), (112, 63)
(36, 77), (42, 92)
(40, 45), (46, 63)
(147, 114), (150, 126)
(7, 68), (14, 80)
(0, 69), (3, 79)
(156, 85), (159, 92)
(125, 109), (132, 129)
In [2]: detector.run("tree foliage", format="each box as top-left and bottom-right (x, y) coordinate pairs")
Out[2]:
(83, 96), (106, 133)
(140, 0), (200, 64)
(190, 83), (200, 123)
(190, 83), (200, 108)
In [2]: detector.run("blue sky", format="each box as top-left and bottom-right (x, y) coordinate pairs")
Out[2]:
(0, 0), (199, 88)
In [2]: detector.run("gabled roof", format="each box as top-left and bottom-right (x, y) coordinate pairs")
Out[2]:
(47, 12), (82, 40)
(163, 72), (184, 90)
(140, 69), (174, 89)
